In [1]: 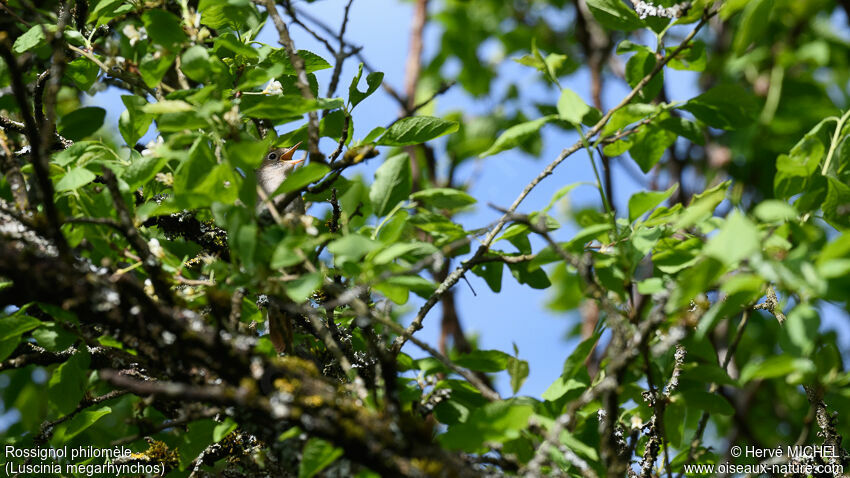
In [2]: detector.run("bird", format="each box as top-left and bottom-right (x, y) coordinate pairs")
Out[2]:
(255, 142), (306, 354)
(255, 141), (305, 215)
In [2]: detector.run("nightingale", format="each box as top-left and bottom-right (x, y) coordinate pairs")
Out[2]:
(255, 142), (307, 354)
(256, 141), (305, 214)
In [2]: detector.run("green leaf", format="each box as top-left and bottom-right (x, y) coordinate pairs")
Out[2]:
(674, 180), (730, 229)
(299, 438), (343, 478)
(213, 418), (238, 442)
(785, 304), (819, 355)
(123, 151), (166, 190)
(514, 39), (566, 87)
(625, 48), (663, 103)
(667, 40), (707, 71)
(55, 167), (97, 192)
(65, 57), (100, 91)
(658, 116), (704, 145)
(369, 153), (412, 216)
(284, 272), (322, 302)
(0, 337), (19, 362)
(275, 49), (332, 75)
(454, 350), (511, 373)
(31, 322), (75, 353)
(362, 126), (386, 144)
(327, 234), (380, 265)
(179, 419), (218, 469)
(480, 115), (557, 158)
(369, 242), (438, 265)
(585, 0), (644, 32)
(439, 401), (534, 452)
(507, 357), (529, 395)
(547, 264), (584, 311)
(508, 262), (551, 289)
(88, 0), (124, 25)
(271, 237), (303, 269)
(214, 32), (259, 60)
(139, 51), (176, 88)
(376, 275), (436, 303)
(542, 375), (587, 402)
(753, 200), (798, 223)
(564, 333), (601, 378)
(142, 10), (187, 48)
(629, 124), (676, 172)
(557, 88), (591, 125)
(143, 100), (194, 114)
(51, 406), (111, 445)
(119, 95), (153, 146)
(226, 139), (270, 171)
(823, 176), (850, 229)
(542, 183), (580, 214)
(199, 0), (262, 31)
(273, 163), (330, 195)
(679, 391), (733, 416)
(377, 116), (459, 146)
(181, 46), (211, 82)
(602, 103), (658, 136)
(471, 262), (504, 293)
(628, 184), (678, 222)
(732, 0), (772, 54)
(704, 211), (760, 265)
(681, 84), (758, 130)
(637, 277), (664, 294)
(410, 188), (476, 210)
(0, 312), (42, 341)
(739, 356), (815, 383)
(240, 95), (344, 122)
(349, 63), (384, 108)
(48, 348), (91, 415)
(13, 25), (48, 53)
(57, 107), (106, 141)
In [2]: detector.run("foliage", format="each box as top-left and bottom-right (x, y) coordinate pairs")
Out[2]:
(1, 0), (849, 476)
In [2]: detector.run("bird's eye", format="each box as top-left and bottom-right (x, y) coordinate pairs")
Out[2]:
(268, 152), (277, 160)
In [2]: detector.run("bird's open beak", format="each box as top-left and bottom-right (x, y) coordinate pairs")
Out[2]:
(280, 141), (303, 164)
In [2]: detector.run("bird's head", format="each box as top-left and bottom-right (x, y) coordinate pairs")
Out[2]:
(260, 141), (304, 176)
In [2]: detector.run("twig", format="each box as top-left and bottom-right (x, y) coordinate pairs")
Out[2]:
(328, 112), (350, 163)
(326, 0), (356, 98)
(369, 314), (500, 402)
(67, 44), (157, 97)
(385, 80), (457, 130)
(293, 6), (409, 109)
(34, 390), (128, 445)
(753, 286), (786, 324)
(111, 408), (221, 447)
(0, 114), (72, 148)
(677, 310), (750, 477)
(66, 216), (123, 230)
(262, 0), (323, 163)
(282, 1), (337, 60)
(33, 71), (48, 129)
(100, 370), (247, 405)
(0, 1), (31, 26)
